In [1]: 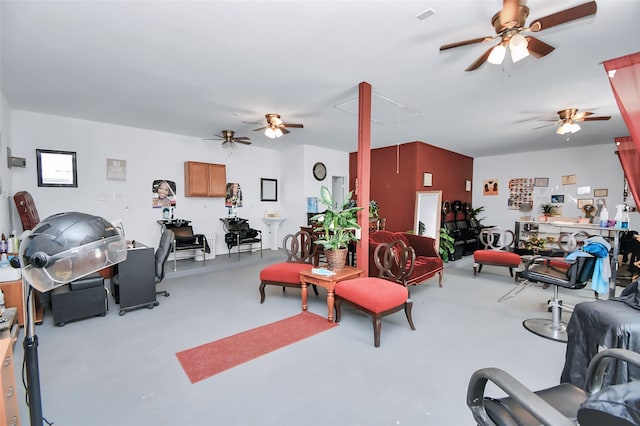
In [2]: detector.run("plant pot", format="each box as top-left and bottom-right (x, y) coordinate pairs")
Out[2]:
(325, 248), (348, 272)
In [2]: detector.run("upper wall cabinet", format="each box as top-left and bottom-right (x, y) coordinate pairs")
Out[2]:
(184, 161), (226, 197)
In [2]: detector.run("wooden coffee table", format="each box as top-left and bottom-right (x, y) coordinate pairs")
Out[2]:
(299, 266), (364, 322)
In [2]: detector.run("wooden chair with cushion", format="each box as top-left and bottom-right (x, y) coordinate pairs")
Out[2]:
(259, 230), (318, 304)
(335, 239), (416, 347)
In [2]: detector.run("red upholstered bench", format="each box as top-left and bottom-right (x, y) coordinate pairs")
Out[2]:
(473, 250), (522, 281)
(473, 227), (522, 281)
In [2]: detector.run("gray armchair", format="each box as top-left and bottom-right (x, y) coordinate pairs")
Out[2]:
(467, 348), (640, 426)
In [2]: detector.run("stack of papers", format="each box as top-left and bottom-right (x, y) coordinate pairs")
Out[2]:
(311, 267), (336, 276)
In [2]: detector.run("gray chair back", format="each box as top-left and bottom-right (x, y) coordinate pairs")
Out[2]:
(155, 229), (174, 282)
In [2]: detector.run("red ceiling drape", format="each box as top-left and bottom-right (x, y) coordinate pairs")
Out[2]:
(603, 52), (640, 208)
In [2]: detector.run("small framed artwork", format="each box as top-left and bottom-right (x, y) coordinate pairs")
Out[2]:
(562, 174), (577, 185)
(534, 177), (548, 187)
(106, 158), (126, 181)
(551, 194), (565, 203)
(594, 188), (608, 197)
(578, 198), (594, 209)
(260, 178), (277, 202)
(423, 172), (432, 187)
(36, 149), (78, 187)
(577, 186), (591, 195)
(465, 180), (472, 192)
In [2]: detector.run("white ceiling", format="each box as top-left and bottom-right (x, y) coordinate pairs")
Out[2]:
(2, 1), (639, 157)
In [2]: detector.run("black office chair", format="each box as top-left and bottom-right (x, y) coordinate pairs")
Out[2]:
(520, 255), (596, 342)
(155, 229), (174, 298)
(467, 348), (640, 426)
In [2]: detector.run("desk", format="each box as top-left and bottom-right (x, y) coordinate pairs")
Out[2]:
(112, 242), (158, 315)
(299, 266), (364, 322)
(561, 299), (640, 389)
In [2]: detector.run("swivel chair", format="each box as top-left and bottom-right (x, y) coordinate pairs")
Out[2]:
(155, 229), (174, 298)
(520, 255), (596, 342)
(467, 348), (640, 426)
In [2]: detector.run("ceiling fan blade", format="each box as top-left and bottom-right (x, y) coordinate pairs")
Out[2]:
(236, 140), (252, 145)
(283, 123), (304, 128)
(235, 137), (251, 141)
(581, 116), (611, 121)
(440, 36), (493, 51)
(525, 36), (555, 58)
(465, 46), (494, 72)
(532, 122), (559, 130)
(281, 128), (290, 135)
(252, 126), (267, 132)
(202, 138), (220, 141)
(528, 1), (597, 32)
(242, 120), (263, 125)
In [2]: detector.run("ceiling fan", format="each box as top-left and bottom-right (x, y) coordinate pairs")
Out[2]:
(202, 130), (251, 146)
(439, 0), (598, 71)
(250, 113), (304, 138)
(535, 108), (611, 135)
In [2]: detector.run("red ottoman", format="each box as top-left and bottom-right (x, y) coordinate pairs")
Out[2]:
(473, 250), (522, 281)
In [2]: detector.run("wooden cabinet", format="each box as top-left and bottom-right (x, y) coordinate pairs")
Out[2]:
(0, 338), (19, 426)
(184, 161), (226, 197)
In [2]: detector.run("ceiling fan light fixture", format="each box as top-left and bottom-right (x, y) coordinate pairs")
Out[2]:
(487, 44), (506, 65)
(264, 127), (284, 139)
(557, 121), (581, 135)
(509, 33), (529, 63)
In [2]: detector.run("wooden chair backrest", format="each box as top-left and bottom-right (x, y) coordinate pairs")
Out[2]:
(282, 230), (316, 264)
(373, 239), (416, 285)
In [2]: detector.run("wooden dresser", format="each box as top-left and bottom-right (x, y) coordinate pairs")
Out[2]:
(0, 338), (19, 425)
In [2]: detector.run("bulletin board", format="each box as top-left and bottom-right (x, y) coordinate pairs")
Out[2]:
(508, 178), (534, 210)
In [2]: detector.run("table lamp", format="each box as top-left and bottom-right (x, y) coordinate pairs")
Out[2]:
(13, 212), (127, 426)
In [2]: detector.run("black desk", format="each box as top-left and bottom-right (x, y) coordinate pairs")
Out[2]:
(561, 299), (640, 389)
(112, 242), (158, 315)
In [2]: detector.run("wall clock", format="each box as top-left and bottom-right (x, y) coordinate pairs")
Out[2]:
(313, 162), (327, 181)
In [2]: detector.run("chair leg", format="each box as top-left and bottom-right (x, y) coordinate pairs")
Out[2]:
(404, 300), (416, 331)
(259, 281), (267, 304)
(334, 297), (343, 323)
(373, 315), (382, 347)
(438, 271), (443, 287)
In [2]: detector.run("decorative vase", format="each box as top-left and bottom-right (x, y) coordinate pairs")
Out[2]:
(325, 248), (348, 272)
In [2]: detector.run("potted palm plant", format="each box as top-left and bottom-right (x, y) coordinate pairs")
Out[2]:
(311, 186), (363, 272)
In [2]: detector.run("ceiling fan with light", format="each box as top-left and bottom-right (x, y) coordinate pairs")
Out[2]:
(535, 108), (611, 135)
(439, 0), (597, 71)
(202, 130), (251, 146)
(249, 113), (304, 139)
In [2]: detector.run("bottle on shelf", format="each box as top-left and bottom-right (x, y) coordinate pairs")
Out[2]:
(599, 207), (609, 228)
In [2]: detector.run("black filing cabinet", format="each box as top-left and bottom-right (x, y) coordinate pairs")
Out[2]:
(112, 243), (157, 315)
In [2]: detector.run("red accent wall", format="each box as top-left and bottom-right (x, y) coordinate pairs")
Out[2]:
(349, 141), (474, 232)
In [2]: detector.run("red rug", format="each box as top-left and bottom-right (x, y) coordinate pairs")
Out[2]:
(176, 311), (336, 383)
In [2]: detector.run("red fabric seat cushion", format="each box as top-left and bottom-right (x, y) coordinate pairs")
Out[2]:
(260, 262), (313, 284)
(335, 278), (408, 313)
(473, 250), (521, 267)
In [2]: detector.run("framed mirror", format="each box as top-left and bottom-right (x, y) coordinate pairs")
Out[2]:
(260, 178), (277, 202)
(414, 191), (442, 250)
(36, 149), (78, 187)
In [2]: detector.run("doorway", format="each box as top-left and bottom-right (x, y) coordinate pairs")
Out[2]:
(332, 176), (345, 209)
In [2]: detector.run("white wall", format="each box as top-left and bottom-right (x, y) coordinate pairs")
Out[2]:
(6, 109), (351, 254)
(0, 91), (13, 236)
(473, 143), (639, 233)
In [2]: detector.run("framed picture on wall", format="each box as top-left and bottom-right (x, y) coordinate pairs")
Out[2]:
(36, 149), (78, 187)
(594, 188), (608, 197)
(578, 198), (594, 209)
(534, 177), (548, 187)
(260, 178), (277, 202)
